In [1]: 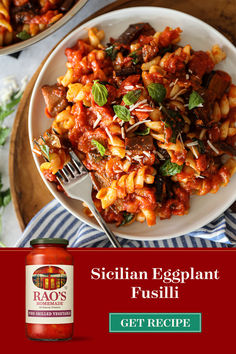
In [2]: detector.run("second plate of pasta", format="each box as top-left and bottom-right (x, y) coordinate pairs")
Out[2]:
(29, 7), (236, 241)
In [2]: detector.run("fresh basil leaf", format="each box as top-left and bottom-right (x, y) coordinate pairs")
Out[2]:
(128, 50), (141, 65)
(0, 90), (22, 122)
(113, 105), (130, 121)
(188, 91), (204, 110)
(91, 139), (106, 157)
(0, 188), (11, 207)
(92, 80), (108, 106)
(105, 45), (118, 61)
(0, 127), (10, 146)
(160, 159), (183, 176)
(147, 83), (166, 103)
(123, 89), (141, 106)
(135, 127), (150, 136)
(16, 31), (31, 41)
(39, 144), (50, 161)
(120, 211), (134, 226)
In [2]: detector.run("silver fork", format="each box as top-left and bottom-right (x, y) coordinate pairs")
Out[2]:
(56, 150), (122, 248)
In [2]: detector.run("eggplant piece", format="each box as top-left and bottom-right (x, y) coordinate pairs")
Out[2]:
(90, 171), (110, 191)
(214, 142), (236, 156)
(115, 66), (141, 77)
(42, 84), (68, 117)
(206, 70), (231, 99)
(117, 23), (155, 45)
(125, 135), (154, 151)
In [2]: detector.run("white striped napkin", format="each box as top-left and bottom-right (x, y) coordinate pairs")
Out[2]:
(15, 199), (236, 248)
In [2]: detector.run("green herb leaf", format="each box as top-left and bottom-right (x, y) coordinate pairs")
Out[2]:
(128, 50), (141, 65)
(16, 31), (31, 41)
(113, 105), (131, 121)
(0, 127), (10, 145)
(105, 45), (118, 61)
(135, 127), (150, 136)
(0, 188), (11, 208)
(123, 89), (141, 106)
(160, 159), (183, 176)
(188, 91), (204, 110)
(0, 90), (23, 122)
(92, 80), (108, 106)
(91, 139), (106, 157)
(39, 144), (50, 161)
(147, 83), (166, 103)
(120, 211), (134, 226)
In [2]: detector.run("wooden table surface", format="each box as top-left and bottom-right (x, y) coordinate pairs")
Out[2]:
(9, 0), (236, 230)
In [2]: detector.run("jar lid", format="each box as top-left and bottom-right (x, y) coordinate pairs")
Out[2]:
(30, 238), (69, 246)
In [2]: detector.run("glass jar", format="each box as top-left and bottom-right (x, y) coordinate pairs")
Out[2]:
(25, 238), (73, 341)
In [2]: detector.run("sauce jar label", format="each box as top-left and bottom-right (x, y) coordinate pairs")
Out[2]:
(26, 265), (73, 324)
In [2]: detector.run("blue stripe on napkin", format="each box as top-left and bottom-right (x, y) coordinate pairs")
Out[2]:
(15, 199), (235, 248)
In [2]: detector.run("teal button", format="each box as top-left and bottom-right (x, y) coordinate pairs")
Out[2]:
(109, 313), (201, 333)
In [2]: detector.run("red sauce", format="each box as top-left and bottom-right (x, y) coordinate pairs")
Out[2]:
(26, 239), (73, 341)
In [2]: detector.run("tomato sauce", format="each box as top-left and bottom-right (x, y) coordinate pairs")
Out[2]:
(26, 239), (73, 341)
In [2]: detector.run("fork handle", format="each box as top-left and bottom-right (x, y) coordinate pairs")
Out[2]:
(88, 203), (122, 248)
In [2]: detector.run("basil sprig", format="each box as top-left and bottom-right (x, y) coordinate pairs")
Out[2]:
(188, 91), (204, 110)
(113, 105), (130, 121)
(160, 159), (183, 176)
(120, 212), (134, 226)
(91, 139), (106, 157)
(105, 45), (118, 61)
(0, 127), (10, 146)
(16, 31), (31, 41)
(123, 89), (141, 106)
(147, 83), (166, 103)
(92, 80), (108, 106)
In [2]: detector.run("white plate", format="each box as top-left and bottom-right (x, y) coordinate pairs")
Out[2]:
(29, 6), (236, 241)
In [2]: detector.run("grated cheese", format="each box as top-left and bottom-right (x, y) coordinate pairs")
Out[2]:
(105, 127), (114, 144)
(207, 140), (219, 155)
(192, 146), (199, 159)
(93, 112), (102, 128)
(124, 85), (134, 90)
(126, 119), (151, 133)
(154, 150), (165, 160)
(129, 99), (147, 112)
(135, 108), (153, 112)
(121, 127), (125, 139)
(143, 151), (150, 157)
(186, 141), (199, 147)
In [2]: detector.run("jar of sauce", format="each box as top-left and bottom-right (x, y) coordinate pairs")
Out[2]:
(26, 238), (73, 341)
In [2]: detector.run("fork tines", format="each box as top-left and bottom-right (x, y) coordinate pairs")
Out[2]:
(56, 150), (87, 184)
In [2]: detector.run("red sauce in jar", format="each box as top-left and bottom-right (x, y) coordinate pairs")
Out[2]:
(26, 238), (73, 341)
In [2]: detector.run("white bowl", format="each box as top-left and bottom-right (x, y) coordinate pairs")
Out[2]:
(29, 6), (236, 241)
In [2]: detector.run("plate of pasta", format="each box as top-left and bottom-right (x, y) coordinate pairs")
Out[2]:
(0, 0), (87, 55)
(29, 7), (236, 241)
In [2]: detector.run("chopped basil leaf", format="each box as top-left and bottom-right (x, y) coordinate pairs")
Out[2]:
(0, 90), (22, 122)
(92, 80), (108, 106)
(147, 83), (166, 103)
(105, 45), (118, 61)
(120, 211), (134, 226)
(39, 144), (50, 161)
(0, 127), (10, 145)
(0, 188), (11, 208)
(160, 159), (183, 176)
(113, 105), (130, 121)
(128, 50), (141, 65)
(135, 127), (150, 136)
(188, 91), (204, 110)
(123, 89), (141, 106)
(16, 31), (31, 41)
(91, 139), (106, 157)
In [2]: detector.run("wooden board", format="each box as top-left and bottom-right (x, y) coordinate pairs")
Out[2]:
(9, 0), (236, 230)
